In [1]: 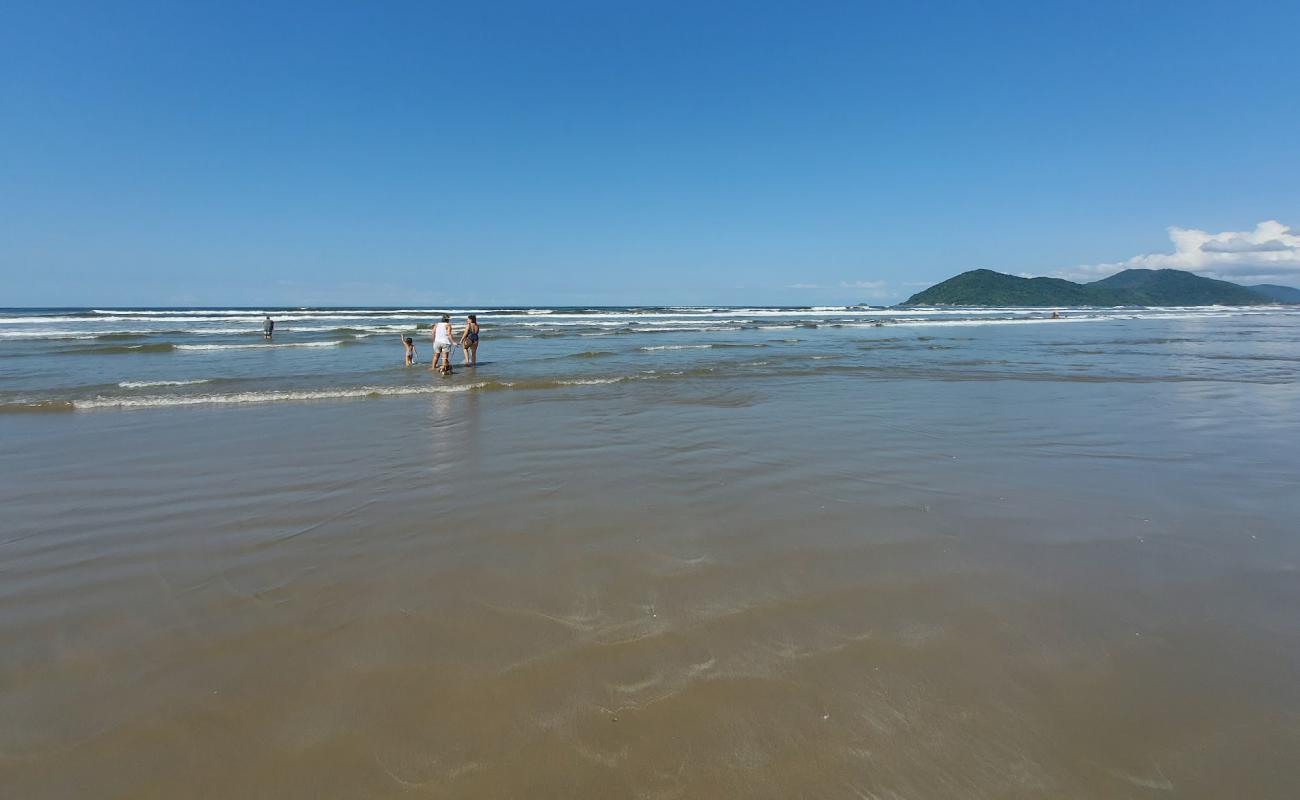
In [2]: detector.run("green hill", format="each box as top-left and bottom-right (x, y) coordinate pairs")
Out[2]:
(1248, 284), (1300, 303)
(903, 268), (1274, 307)
(900, 269), (1118, 306)
(1090, 269), (1265, 305)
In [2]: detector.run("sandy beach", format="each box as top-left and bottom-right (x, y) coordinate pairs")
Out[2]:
(3, 311), (1299, 797)
(8, 0), (1300, 794)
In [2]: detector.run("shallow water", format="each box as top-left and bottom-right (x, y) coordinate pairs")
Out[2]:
(2, 308), (1299, 797)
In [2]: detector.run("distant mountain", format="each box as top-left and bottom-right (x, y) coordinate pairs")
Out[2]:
(903, 268), (1276, 307)
(1090, 269), (1265, 305)
(1248, 284), (1300, 303)
(898, 269), (1120, 306)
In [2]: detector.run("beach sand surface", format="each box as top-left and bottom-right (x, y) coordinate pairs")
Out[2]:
(3, 345), (1300, 798)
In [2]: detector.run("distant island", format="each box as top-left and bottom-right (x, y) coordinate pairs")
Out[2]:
(1248, 283), (1300, 303)
(902, 268), (1298, 307)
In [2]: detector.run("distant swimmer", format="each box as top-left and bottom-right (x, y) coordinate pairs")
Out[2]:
(1051, 311), (1061, 320)
(263, 315), (274, 339)
(432, 314), (455, 375)
(400, 335), (417, 366)
(460, 314), (480, 367)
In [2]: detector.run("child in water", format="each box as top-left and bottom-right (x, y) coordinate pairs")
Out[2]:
(399, 335), (417, 366)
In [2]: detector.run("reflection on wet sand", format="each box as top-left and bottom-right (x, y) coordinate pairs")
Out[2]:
(2, 367), (1298, 798)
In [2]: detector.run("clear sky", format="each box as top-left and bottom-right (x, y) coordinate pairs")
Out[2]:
(3, 0), (1299, 307)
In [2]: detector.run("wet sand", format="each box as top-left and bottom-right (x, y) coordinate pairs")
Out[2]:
(3, 373), (1299, 798)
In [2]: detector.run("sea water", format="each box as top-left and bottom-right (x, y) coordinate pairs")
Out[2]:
(2, 304), (1297, 410)
(2, 304), (1299, 797)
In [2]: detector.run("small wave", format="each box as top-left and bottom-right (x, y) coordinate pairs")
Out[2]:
(174, 341), (343, 350)
(118, 379), (211, 388)
(29, 375), (641, 411)
(277, 325), (408, 335)
(884, 317), (1101, 328)
(0, 400), (76, 413)
(639, 344), (714, 351)
(91, 309), (279, 317)
(93, 332), (156, 341)
(946, 359), (1011, 366)
(570, 350), (617, 358)
(74, 383), (488, 409)
(62, 343), (177, 355)
(633, 326), (741, 334)
(88, 308), (462, 316)
(553, 377), (626, 386)
(0, 330), (99, 340)
(0, 316), (112, 324)
(1123, 337), (1200, 345)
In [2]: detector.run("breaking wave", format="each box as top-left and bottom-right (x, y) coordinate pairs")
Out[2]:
(118, 379), (211, 388)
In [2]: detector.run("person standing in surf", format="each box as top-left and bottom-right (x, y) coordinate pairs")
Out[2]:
(432, 314), (455, 375)
(460, 314), (480, 367)
(263, 315), (274, 340)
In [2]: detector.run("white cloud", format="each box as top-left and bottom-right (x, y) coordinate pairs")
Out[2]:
(787, 282), (826, 290)
(1054, 220), (1300, 285)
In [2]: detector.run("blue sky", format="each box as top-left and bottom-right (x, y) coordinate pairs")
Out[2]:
(3, 0), (1298, 306)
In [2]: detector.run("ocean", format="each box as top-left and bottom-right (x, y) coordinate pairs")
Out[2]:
(2, 304), (1299, 410)
(2, 304), (1299, 797)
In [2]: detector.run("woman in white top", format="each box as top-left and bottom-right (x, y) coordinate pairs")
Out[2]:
(432, 314), (455, 375)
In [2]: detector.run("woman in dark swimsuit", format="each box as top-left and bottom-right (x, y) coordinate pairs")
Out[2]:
(460, 314), (481, 367)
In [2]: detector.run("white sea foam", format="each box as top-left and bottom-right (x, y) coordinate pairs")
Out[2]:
(118, 379), (210, 388)
(0, 330), (99, 339)
(8, 307), (1290, 333)
(274, 324), (408, 333)
(881, 316), (1105, 329)
(77, 383), (488, 409)
(0, 316), (140, 324)
(70, 375), (638, 409)
(639, 344), (714, 351)
(174, 341), (344, 350)
(519, 320), (626, 327)
(554, 377), (627, 385)
(89, 309), (457, 317)
(92, 309), (280, 316)
(634, 326), (741, 333)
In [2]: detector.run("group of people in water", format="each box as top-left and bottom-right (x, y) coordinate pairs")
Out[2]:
(260, 313), (480, 375)
(401, 313), (480, 375)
